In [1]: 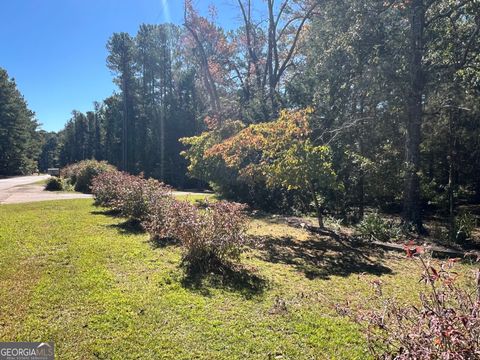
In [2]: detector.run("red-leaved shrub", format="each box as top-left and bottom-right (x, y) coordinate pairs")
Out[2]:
(61, 160), (116, 193)
(91, 170), (171, 220)
(336, 245), (480, 359)
(116, 177), (170, 220)
(179, 201), (250, 270)
(142, 194), (192, 240)
(91, 170), (126, 208)
(93, 170), (251, 271)
(144, 199), (250, 271)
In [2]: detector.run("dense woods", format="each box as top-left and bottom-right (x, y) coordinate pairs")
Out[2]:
(56, 24), (201, 187)
(1, 0), (479, 232)
(0, 69), (41, 175)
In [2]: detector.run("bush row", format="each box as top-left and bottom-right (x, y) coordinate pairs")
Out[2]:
(92, 171), (170, 220)
(91, 170), (250, 271)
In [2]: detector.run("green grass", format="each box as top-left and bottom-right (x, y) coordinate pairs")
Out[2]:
(0, 199), (476, 359)
(173, 192), (216, 204)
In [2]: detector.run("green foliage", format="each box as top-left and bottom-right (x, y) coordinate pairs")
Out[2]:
(453, 212), (477, 244)
(44, 177), (63, 191)
(38, 131), (60, 172)
(74, 162), (114, 193)
(61, 160), (116, 193)
(421, 178), (447, 208)
(182, 109), (339, 225)
(56, 24), (198, 188)
(357, 212), (401, 242)
(180, 120), (245, 186)
(0, 68), (41, 175)
(180, 120), (289, 210)
(267, 140), (336, 191)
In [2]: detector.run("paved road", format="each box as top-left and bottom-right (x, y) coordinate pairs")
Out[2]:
(0, 175), (49, 192)
(0, 175), (210, 205)
(0, 175), (92, 204)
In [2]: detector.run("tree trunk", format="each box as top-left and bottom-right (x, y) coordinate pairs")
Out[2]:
(267, 0), (277, 116)
(403, 0), (425, 233)
(447, 101), (459, 241)
(121, 75), (128, 172)
(309, 182), (324, 228)
(358, 171), (365, 220)
(358, 96), (365, 221)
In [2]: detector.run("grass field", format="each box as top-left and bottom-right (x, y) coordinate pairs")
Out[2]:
(0, 199), (477, 359)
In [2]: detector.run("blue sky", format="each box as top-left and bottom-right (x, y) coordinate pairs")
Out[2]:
(0, 0), (238, 132)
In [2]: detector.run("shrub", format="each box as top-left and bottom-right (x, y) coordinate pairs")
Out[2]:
(178, 201), (250, 271)
(45, 177), (63, 191)
(453, 211), (477, 244)
(337, 247), (480, 359)
(144, 198), (250, 271)
(61, 160), (116, 193)
(142, 194), (185, 240)
(91, 170), (126, 208)
(357, 212), (401, 242)
(91, 170), (171, 220)
(117, 177), (170, 220)
(60, 162), (81, 185)
(94, 170), (251, 272)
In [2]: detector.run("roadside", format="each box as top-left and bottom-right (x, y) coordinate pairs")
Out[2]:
(0, 175), (49, 191)
(0, 175), (91, 204)
(0, 175), (210, 205)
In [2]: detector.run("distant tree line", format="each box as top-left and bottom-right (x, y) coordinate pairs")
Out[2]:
(46, 24), (203, 187)
(0, 68), (41, 176)
(1, 0), (479, 232)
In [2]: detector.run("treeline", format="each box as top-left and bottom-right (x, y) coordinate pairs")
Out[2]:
(176, 0), (480, 231)
(5, 0), (479, 231)
(41, 24), (203, 187)
(0, 68), (42, 176)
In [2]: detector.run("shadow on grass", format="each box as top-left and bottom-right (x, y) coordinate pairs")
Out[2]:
(258, 234), (392, 280)
(91, 208), (147, 235)
(91, 208), (123, 217)
(181, 262), (268, 299)
(149, 236), (178, 248)
(107, 219), (145, 235)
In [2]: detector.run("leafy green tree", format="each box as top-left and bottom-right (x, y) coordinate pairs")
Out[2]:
(136, 24), (175, 180)
(101, 95), (123, 168)
(38, 131), (60, 172)
(188, 109), (338, 227)
(0, 68), (41, 175)
(107, 32), (138, 172)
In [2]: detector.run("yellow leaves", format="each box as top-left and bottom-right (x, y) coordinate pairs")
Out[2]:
(203, 110), (332, 184)
(181, 108), (337, 195)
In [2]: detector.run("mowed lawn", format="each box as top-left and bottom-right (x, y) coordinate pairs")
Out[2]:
(0, 199), (477, 359)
